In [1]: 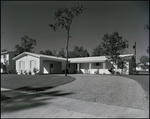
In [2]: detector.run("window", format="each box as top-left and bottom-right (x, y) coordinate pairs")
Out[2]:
(51, 64), (53, 68)
(95, 62), (100, 66)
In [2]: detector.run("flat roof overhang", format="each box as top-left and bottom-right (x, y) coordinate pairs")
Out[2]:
(69, 59), (106, 63)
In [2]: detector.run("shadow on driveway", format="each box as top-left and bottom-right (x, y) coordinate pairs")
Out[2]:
(1, 86), (75, 113)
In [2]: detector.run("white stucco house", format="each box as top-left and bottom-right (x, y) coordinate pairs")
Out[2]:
(1, 51), (19, 73)
(12, 52), (135, 75)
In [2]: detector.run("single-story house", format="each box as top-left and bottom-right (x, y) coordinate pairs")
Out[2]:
(12, 52), (135, 75)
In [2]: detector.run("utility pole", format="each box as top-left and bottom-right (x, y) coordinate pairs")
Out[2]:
(133, 42), (136, 71)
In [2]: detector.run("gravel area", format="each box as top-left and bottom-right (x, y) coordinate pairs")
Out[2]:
(118, 75), (149, 97)
(46, 74), (149, 111)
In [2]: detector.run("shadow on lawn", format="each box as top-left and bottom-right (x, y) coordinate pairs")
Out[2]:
(15, 86), (55, 92)
(1, 87), (75, 113)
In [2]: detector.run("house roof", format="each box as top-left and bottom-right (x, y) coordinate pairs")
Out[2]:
(12, 52), (134, 63)
(1, 51), (18, 55)
(68, 54), (134, 63)
(68, 56), (107, 63)
(12, 52), (66, 62)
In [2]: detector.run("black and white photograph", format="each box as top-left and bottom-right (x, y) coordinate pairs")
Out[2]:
(1, 1), (149, 118)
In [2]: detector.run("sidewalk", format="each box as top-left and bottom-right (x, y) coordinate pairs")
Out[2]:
(1, 88), (149, 118)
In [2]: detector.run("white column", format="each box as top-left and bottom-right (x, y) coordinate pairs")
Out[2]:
(89, 63), (91, 74)
(103, 62), (106, 74)
(77, 63), (80, 73)
(103, 62), (106, 69)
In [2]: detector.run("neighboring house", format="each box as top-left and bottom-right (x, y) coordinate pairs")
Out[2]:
(12, 52), (135, 75)
(1, 51), (19, 73)
(136, 62), (149, 71)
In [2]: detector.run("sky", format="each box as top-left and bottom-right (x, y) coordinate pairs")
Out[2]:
(1, 1), (149, 63)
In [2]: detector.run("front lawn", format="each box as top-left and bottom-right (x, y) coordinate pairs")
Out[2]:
(1, 74), (76, 92)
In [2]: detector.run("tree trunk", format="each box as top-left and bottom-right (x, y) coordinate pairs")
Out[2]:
(65, 30), (69, 76)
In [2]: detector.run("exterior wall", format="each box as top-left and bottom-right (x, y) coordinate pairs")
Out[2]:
(68, 63), (75, 73)
(43, 62), (50, 74)
(62, 61), (66, 71)
(9, 52), (18, 72)
(16, 55), (40, 75)
(43, 61), (62, 74)
(53, 62), (62, 73)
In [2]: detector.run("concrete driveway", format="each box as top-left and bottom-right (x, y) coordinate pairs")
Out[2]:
(48, 74), (149, 111)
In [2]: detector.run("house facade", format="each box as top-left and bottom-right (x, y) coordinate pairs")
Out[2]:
(12, 52), (135, 75)
(12, 52), (66, 75)
(1, 51), (19, 73)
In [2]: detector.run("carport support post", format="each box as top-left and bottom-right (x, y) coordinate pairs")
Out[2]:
(77, 63), (80, 73)
(103, 62), (106, 73)
(89, 63), (91, 74)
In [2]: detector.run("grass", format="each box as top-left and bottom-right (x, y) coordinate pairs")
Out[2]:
(1, 74), (76, 92)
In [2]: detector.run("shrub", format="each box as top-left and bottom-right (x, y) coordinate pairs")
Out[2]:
(29, 70), (32, 75)
(33, 67), (39, 75)
(108, 68), (115, 74)
(116, 71), (120, 75)
(24, 70), (28, 75)
(94, 71), (99, 74)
